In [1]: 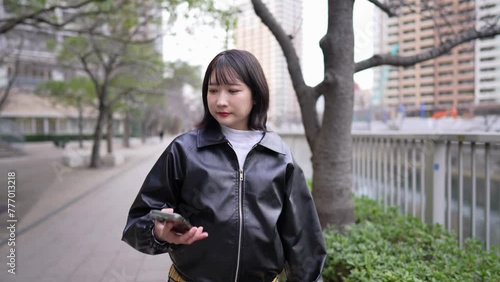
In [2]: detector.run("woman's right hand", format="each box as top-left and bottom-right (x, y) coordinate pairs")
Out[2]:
(153, 208), (209, 245)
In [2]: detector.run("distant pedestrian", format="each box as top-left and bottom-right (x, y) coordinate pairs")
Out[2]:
(159, 130), (164, 141)
(122, 49), (326, 281)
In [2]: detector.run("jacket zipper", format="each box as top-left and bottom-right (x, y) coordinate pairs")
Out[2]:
(234, 168), (243, 282)
(228, 142), (258, 282)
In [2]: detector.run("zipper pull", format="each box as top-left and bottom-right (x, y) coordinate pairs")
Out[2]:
(239, 169), (243, 181)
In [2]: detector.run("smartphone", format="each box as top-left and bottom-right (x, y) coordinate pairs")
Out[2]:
(150, 210), (192, 234)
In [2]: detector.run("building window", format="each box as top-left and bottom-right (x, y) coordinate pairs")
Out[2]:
(439, 91), (453, 96)
(480, 77), (495, 83)
(480, 57), (496, 62)
(480, 46), (495, 51)
(458, 48), (473, 54)
(421, 35), (434, 41)
(439, 81), (453, 86)
(439, 71), (453, 76)
(439, 101), (453, 106)
(480, 14), (496, 21)
(480, 67), (496, 72)
(479, 3), (496, 10)
(458, 59), (473, 65)
(439, 61), (453, 67)
(403, 20), (415, 25)
(479, 98), (497, 103)
(458, 69), (473, 74)
(458, 79), (474, 84)
(480, 88), (495, 93)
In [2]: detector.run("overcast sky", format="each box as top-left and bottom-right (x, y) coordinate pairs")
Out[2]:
(163, 1), (375, 90)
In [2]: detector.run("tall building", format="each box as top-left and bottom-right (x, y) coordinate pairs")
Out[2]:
(373, 0), (487, 116)
(234, 0), (303, 125)
(475, 0), (500, 104)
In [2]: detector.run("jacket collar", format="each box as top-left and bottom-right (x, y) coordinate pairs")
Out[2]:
(197, 126), (285, 155)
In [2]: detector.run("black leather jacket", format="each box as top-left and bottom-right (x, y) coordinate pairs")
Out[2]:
(122, 126), (326, 282)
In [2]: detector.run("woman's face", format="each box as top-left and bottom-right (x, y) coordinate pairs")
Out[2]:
(207, 71), (254, 130)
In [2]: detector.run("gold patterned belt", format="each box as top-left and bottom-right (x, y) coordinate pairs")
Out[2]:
(168, 265), (279, 282)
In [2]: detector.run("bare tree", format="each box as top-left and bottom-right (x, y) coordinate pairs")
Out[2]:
(0, 33), (23, 112)
(250, 0), (500, 230)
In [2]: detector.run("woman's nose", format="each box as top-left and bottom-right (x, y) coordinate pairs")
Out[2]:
(216, 92), (228, 106)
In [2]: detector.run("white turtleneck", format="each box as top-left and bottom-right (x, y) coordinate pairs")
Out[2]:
(220, 125), (264, 169)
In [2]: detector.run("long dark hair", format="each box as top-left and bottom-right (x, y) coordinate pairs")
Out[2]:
(197, 49), (269, 131)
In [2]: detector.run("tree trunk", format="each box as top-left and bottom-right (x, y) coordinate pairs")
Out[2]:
(77, 99), (84, 149)
(107, 109), (113, 154)
(312, 87), (355, 230)
(90, 104), (106, 168)
(122, 109), (130, 148)
(311, 0), (355, 230)
(140, 119), (146, 144)
(251, 0), (355, 230)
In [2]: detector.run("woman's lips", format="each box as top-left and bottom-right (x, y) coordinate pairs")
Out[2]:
(218, 112), (230, 117)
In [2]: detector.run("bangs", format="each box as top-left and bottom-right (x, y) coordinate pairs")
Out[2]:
(198, 49), (268, 131)
(209, 60), (243, 85)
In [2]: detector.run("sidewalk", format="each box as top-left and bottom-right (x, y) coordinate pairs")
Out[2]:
(1, 137), (174, 281)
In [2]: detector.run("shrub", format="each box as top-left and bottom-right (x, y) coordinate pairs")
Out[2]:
(322, 196), (500, 282)
(24, 134), (94, 142)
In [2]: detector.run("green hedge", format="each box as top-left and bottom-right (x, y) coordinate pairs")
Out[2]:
(22, 134), (139, 142)
(24, 134), (96, 142)
(322, 197), (500, 282)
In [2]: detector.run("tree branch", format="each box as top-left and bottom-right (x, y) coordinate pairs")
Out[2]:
(355, 25), (500, 72)
(367, 0), (397, 17)
(251, 0), (320, 146)
(0, 0), (101, 34)
(250, 0), (307, 93)
(26, 7), (116, 31)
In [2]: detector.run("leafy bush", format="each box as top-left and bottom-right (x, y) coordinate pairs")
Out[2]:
(24, 134), (93, 142)
(322, 196), (500, 282)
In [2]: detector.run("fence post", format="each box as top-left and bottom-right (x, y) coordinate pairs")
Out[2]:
(425, 139), (446, 225)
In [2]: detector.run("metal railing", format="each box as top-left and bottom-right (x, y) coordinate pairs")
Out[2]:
(352, 132), (500, 251)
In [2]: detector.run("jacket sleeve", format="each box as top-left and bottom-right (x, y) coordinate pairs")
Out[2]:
(278, 159), (327, 282)
(121, 144), (184, 255)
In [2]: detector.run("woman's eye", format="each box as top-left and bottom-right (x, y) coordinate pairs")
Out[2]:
(229, 89), (239, 93)
(208, 89), (218, 94)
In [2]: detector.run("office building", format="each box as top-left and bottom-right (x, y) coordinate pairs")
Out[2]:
(475, 0), (500, 104)
(373, 0), (485, 116)
(234, 0), (303, 125)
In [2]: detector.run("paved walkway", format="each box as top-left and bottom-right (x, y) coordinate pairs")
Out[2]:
(1, 137), (174, 282)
